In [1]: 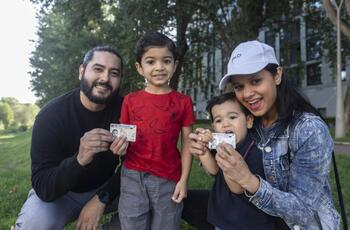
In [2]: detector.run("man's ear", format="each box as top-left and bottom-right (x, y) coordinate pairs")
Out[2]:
(135, 62), (144, 77)
(246, 114), (254, 129)
(78, 65), (84, 80)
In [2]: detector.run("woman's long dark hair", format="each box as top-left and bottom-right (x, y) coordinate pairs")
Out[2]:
(264, 64), (324, 123)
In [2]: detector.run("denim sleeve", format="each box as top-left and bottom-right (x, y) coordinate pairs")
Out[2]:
(248, 116), (333, 225)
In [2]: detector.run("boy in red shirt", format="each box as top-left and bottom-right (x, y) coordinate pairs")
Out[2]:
(118, 32), (195, 230)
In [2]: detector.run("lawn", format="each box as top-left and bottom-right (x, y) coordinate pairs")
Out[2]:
(0, 129), (349, 229)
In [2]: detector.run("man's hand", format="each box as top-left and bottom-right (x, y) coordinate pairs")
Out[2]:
(75, 195), (106, 230)
(77, 128), (114, 166)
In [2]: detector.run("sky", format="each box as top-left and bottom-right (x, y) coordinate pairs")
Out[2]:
(0, 1), (38, 104)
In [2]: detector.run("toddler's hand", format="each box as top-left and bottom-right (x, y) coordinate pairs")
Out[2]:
(195, 128), (213, 144)
(189, 128), (212, 156)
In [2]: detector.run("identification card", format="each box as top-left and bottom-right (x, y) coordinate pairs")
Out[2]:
(110, 124), (137, 142)
(208, 133), (236, 149)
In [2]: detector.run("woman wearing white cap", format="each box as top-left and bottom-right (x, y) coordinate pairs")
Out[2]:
(190, 40), (340, 230)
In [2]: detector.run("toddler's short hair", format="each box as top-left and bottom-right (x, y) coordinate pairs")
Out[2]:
(206, 92), (250, 121)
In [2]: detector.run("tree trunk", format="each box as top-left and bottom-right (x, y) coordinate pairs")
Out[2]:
(170, 0), (194, 90)
(323, 0), (350, 38)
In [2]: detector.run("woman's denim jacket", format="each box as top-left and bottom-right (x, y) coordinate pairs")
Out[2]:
(249, 112), (340, 230)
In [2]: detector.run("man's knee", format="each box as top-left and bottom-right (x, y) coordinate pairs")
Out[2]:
(15, 212), (64, 230)
(14, 189), (73, 230)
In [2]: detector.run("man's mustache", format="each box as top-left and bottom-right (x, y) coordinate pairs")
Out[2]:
(93, 81), (112, 90)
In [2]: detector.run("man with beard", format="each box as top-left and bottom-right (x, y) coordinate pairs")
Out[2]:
(14, 45), (127, 230)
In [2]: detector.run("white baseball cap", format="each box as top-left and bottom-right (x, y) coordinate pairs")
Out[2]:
(219, 40), (279, 90)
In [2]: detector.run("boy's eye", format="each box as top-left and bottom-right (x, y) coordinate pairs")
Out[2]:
(164, 59), (173, 64)
(214, 119), (222, 124)
(229, 115), (237, 120)
(146, 60), (155, 65)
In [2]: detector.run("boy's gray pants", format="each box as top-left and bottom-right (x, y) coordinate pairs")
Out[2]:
(118, 166), (183, 230)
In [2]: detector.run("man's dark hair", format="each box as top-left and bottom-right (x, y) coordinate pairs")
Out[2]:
(206, 92), (250, 121)
(135, 32), (178, 64)
(82, 45), (123, 74)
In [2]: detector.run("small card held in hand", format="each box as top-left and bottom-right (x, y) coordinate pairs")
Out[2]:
(208, 133), (236, 149)
(110, 124), (137, 142)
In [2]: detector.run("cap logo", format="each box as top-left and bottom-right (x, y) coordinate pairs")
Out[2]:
(231, 53), (241, 62)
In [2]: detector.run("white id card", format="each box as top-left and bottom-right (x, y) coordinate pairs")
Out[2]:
(110, 124), (137, 142)
(208, 133), (236, 149)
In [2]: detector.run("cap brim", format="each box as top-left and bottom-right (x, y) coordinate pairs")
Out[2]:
(219, 73), (233, 90)
(219, 62), (268, 90)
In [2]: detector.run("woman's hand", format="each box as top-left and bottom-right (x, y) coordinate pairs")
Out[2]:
(189, 128), (212, 157)
(215, 143), (260, 194)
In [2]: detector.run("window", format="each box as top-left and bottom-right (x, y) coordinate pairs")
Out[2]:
(285, 67), (302, 87)
(306, 62), (322, 85)
(307, 37), (321, 60)
(280, 21), (301, 66)
(306, 25), (321, 61)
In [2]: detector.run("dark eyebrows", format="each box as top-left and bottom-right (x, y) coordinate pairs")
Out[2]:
(92, 63), (104, 68)
(231, 73), (260, 84)
(212, 115), (222, 121)
(92, 63), (120, 73)
(144, 55), (174, 60)
(212, 111), (239, 120)
(228, 111), (240, 115)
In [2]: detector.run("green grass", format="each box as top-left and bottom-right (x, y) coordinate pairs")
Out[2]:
(335, 136), (350, 142)
(0, 129), (349, 229)
(0, 130), (32, 229)
(329, 128), (350, 142)
(330, 154), (350, 229)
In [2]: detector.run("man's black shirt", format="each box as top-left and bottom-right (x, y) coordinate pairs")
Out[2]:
(31, 88), (122, 202)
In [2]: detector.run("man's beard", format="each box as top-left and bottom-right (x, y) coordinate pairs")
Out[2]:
(80, 75), (116, 105)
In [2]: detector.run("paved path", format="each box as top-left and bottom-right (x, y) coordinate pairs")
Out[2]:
(334, 142), (350, 154)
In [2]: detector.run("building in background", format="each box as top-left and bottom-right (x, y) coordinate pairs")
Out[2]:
(180, 16), (349, 121)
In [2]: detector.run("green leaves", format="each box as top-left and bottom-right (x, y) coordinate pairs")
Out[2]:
(30, 0), (344, 106)
(0, 97), (39, 130)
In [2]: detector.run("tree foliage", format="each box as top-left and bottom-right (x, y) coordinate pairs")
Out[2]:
(0, 97), (39, 130)
(29, 0), (350, 132)
(30, 1), (107, 106)
(30, 0), (297, 105)
(12, 104), (40, 128)
(0, 102), (14, 129)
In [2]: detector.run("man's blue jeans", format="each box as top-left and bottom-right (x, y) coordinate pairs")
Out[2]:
(14, 188), (119, 230)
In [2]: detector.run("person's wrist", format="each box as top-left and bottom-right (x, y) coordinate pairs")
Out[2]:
(97, 190), (110, 205)
(76, 153), (90, 166)
(241, 173), (260, 194)
(198, 149), (209, 157)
